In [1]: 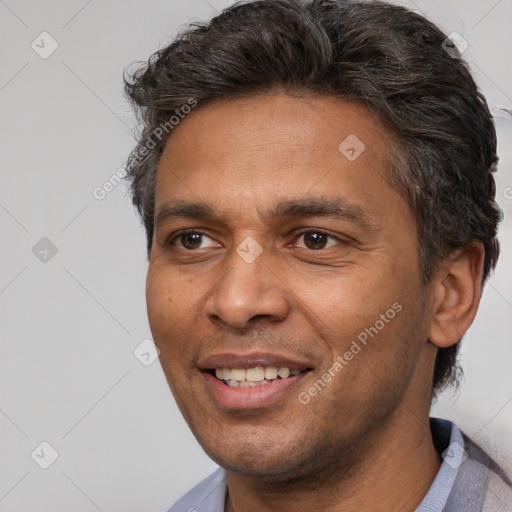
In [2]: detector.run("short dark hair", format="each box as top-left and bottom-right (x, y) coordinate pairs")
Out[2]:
(123, 0), (501, 398)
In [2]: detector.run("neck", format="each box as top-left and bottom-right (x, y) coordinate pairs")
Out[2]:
(224, 407), (441, 512)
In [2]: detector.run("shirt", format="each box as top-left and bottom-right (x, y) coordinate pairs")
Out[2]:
(166, 417), (512, 512)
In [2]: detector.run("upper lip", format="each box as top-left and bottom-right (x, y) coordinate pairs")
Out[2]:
(198, 351), (314, 371)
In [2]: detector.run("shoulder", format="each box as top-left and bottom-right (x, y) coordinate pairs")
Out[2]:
(458, 432), (512, 511)
(443, 422), (512, 511)
(166, 467), (227, 512)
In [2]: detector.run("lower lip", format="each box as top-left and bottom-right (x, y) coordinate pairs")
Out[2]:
(203, 372), (308, 409)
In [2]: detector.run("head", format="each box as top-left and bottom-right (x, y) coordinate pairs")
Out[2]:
(124, 0), (501, 479)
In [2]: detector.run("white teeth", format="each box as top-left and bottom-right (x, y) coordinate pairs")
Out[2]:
(277, 367), (291, 379)
(240, 380), (271, 387)
(246, 366), (265, 382)
(230, 368), (246, 381)
(225, 378), (271, 387)
(264, 366), (278, 379)
(214, 365), (304, 384)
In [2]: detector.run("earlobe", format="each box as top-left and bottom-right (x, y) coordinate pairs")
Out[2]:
(428, 243), (485, 349)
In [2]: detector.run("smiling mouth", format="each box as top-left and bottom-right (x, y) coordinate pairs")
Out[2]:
(207, 365), (311, 387)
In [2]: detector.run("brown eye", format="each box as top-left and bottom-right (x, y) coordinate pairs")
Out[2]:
(180, 232), (203, 250)
(169, 230), (218, 250)
(295, 230), (341, 250)
(304, 232), (328, 249)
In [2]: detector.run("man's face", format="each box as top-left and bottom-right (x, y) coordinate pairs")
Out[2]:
(146, 93), (435, 479)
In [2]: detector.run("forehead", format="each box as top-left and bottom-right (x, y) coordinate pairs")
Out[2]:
(154, 93), (398, 218)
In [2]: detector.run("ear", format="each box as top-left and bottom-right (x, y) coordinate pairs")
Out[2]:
(428, 243), (485, 348)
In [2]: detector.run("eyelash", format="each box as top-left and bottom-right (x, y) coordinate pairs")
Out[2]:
(168, 228), (345, 251)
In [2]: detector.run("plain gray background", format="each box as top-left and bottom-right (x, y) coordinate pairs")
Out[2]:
(1, 0), (511, 510)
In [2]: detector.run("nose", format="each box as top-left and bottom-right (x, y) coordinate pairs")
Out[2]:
(204, 245), (290, 330)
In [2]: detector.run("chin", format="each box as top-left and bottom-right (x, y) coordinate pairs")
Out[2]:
(198, 434), (300, 476)
(198, 430), (345, 484)
(213, 453), (310, 481)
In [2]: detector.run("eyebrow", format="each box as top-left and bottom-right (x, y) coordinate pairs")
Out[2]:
(154, 197), (378, 231)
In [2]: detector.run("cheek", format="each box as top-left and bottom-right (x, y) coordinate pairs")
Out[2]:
(296, 269), (401, 343)
(146, 272), (169, 334)
(146, 267), (190, 352)
(145, 272), (196, 397)
(146, 261), (198, 309)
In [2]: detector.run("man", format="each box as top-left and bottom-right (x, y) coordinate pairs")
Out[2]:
(123, 0), (511, 510)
